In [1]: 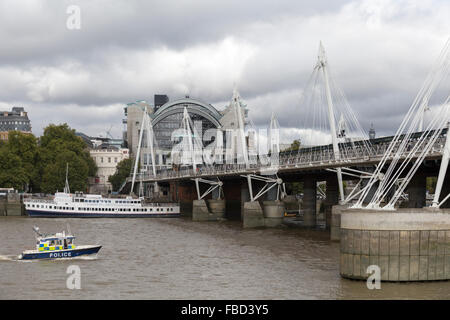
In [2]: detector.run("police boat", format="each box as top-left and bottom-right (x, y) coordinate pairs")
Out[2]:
(19, 226), (101, 260)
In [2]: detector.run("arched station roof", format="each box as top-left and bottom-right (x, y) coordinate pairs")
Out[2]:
(151, 98), (223, 127)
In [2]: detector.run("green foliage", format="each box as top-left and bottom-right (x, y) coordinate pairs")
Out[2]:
(7, 131), (39, 190)
(108, 158), (133, 191)
(284, 139), (301, 152)
(0, 146), (28, 190)
(36, 124), (97, 193)
(284, 139), (302, 195)
(0, 124), (97, 193)
(286, 181), (303, 195)
(427, 177), (437, 194)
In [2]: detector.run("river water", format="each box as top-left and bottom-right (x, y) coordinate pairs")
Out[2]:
(0, 216), (448, 299)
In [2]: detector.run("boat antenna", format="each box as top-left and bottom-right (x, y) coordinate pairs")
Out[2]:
(66, 223), (72, 236)
(32, 226), (43, 237)
(64, 163), (70, 194)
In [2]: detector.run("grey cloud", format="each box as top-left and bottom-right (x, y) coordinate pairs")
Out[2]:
(0, 0), (449, 140)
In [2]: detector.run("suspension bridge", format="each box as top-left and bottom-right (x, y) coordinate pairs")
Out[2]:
(119, 39), (450, 282)
(120, 39), (449, 219)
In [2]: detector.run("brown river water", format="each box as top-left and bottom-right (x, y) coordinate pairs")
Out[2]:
(0, 216), (449, 299)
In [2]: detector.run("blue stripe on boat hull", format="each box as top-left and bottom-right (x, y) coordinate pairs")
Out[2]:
(26, 209), (180, 218)
(21, 246), (102, 260)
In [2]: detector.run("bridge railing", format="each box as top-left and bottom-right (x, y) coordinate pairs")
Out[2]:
(131, 135), (446, 182)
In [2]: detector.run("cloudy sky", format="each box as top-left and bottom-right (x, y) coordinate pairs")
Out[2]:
(0, 0), (448, 142)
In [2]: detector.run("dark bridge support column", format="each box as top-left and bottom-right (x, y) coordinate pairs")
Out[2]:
(303, 177), (317, 227)
(177, 183), (197, 217)
(407, 172), (427, 208)
(325, 176), (339, 230)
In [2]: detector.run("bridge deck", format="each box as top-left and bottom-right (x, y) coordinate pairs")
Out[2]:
(125, 133), (446, 185)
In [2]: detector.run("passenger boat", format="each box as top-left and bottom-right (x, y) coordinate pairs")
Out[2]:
(23, 164), (180, 218)
(19, 226), (101, 260)
(24, 192), (180, 218)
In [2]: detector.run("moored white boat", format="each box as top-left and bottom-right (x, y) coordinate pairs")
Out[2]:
(24, 192), (180, 218)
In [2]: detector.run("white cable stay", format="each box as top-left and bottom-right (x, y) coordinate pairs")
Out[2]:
(297, 42), (373, 204)
(353, 38), (450, 210)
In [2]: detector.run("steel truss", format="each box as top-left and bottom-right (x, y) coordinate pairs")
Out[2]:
(243, 174), (286, 202)
(192, 177), (224, 200)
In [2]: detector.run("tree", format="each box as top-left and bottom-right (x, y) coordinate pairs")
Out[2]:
(0, 124), (97, 193)
(285, 139), (301, 152)
(7, 131), (39, 191)
(108, 158), (134, 192)
(36, 124), (97, 193)
(0, 147), (28, 191)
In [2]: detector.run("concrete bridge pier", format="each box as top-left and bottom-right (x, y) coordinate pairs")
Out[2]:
(192, 199), (226, 221)
(242, 200), (285, 228)
(243, 201), (265, 228)
(330, 204), (349, 241)
(302, 177), (317, 227)
(340, 208), (450, 281)
(262, 200), (285, 227)
(241, 175), (286, 228)
(192, 180), (226, 221)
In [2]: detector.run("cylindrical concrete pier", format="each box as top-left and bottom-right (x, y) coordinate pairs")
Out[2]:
(192, 199), (226, 221)
(243, 201), (265, 228)
(263, 200), (285, 227)
(207, 199), (226, 219)
(340, 208), (450, 281)
(330, 204), (348, 241)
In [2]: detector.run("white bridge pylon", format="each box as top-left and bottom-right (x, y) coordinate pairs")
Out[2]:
(131, 105), (158, 196)
(298, 42), (373, 204)
(317, 42), (345, 203)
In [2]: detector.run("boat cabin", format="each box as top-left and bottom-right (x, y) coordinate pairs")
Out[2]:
(37, 232), (76, 252)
